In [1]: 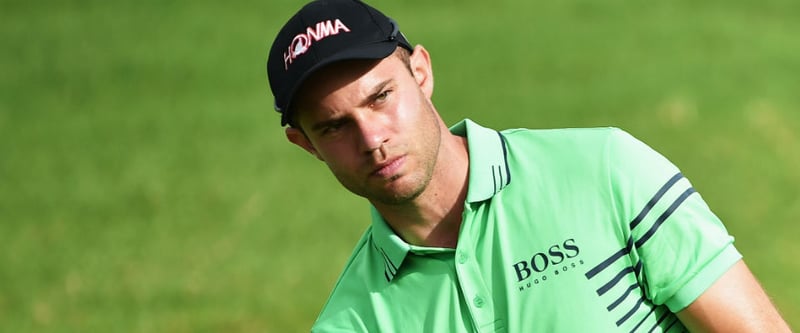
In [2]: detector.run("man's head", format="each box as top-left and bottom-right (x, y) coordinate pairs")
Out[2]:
(267, 0), (413, 127)
(267, 0), (448, 205)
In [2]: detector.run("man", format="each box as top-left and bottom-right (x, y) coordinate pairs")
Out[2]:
(266, 0), (792, 332)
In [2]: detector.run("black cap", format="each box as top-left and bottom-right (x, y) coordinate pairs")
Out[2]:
(267, 0), (413, 126)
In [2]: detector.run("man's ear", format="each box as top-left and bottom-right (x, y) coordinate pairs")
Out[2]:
(286, 127), (324, 161)
(409, 45), (434, 98)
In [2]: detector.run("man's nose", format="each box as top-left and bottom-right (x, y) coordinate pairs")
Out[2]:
(355, 112), (389, 155)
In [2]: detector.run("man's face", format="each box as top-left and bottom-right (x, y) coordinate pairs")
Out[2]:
(287, 47), (441, 205)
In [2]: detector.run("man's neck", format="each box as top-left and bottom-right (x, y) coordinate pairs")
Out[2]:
(371, 133), (469, 249)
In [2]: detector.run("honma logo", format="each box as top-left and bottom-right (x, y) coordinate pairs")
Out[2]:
(283, 19), (351, 70)
(511, 238), (584, 291)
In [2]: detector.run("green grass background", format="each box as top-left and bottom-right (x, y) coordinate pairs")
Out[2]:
(1, 0), (798, 331)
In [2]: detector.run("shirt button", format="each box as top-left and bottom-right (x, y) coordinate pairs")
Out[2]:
(473, 296), (485, 308)
(457, 251), (468, 264)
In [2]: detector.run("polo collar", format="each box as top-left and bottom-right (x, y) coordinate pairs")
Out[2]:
(370, 118), (512, 282)
(370, 206), (410, 282)
(451, 118), (512, 203)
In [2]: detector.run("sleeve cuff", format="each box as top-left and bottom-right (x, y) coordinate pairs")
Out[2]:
(664, 243), (742, 312)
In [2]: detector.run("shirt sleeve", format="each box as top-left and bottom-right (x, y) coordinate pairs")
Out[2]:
(605, 128), (742, 312)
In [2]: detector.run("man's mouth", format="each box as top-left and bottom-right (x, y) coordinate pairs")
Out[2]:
(371, 156), (405, 179)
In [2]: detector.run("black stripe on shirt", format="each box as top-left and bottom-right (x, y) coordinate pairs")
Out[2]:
(630, 173), (684, 230)
(629, 305), (657, 332)
(586, 172), (689, 280)
(597, 266), (635, 296)
(649, 310), (673, 333)
(616, 295), (647, 326)
(498, 132), (511, 187)
(634, 187), (696, 248)
(586, 238), (634, 279)
(608, 283), (639, 311)
(374, 244), (398, 282)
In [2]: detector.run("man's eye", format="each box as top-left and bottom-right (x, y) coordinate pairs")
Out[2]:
(375, 90), (391, 103)
(321, 121), (344, 135)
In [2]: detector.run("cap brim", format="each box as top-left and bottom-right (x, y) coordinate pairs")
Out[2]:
(280, 40), (400, 126)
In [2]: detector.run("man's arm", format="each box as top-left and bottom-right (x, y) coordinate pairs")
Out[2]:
(676, 260), (792, 332)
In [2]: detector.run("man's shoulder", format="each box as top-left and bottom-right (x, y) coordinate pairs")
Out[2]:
(497, 126), (630, 164)
(324, 226), (380, 292)
(500, 126), (625, 143)
(312, 226), (383, 331)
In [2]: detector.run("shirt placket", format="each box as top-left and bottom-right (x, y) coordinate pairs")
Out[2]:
(455, 213), (501, 332)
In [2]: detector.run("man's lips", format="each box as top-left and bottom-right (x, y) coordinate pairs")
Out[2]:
(371, 156), (405, 178)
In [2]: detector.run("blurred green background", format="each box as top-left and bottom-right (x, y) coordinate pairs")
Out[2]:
(1, 0), (797, 331)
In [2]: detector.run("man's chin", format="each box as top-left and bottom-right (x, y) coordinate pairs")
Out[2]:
(368, 180), (427, 205)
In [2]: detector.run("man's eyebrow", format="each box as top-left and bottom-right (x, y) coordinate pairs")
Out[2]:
(310, 115), (346, 132)
(308, 79), (394, 132)
(361, 79), (393, 106)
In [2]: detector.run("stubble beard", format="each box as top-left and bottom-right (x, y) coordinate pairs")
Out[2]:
(331, 137), (440, 206)
(364, 144), (440, 206)
(362, 115), (442, 206)
(371, 167), (433, 205)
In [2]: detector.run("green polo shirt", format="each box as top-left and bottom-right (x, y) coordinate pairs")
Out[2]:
(311, 119), (740, 332)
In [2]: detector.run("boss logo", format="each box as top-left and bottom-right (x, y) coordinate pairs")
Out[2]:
(512, 238), (580, 282)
